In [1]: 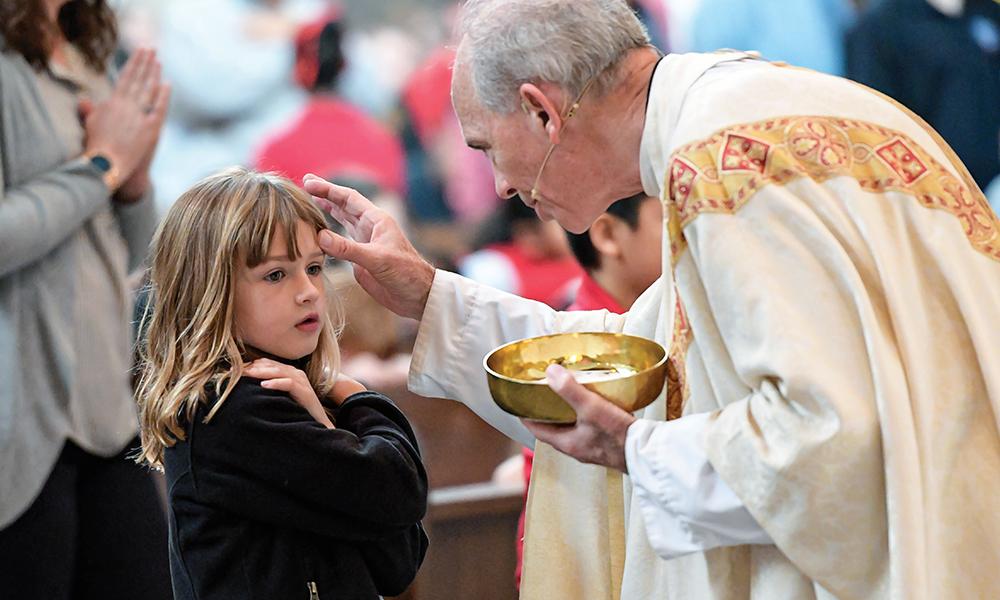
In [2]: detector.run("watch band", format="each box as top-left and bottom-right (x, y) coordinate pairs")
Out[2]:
(83, 152), (119, 190)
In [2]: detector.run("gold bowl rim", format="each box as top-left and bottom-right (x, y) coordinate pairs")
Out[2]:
(482, 332), (669, 386)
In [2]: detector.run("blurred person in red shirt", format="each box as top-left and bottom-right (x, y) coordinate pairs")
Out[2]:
(460, 199), (584, 309)
(254, 11), (405, 200)
(398, 3), (500, 225)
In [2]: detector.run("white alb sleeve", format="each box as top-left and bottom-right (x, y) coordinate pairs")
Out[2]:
(625, 413), (773, 559)
(408, 269), (627, 448)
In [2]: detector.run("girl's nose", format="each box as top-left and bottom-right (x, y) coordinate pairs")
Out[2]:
(296, 277), (320, 304)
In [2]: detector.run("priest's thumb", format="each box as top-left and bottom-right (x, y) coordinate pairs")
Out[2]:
(546, 364), (590, 409)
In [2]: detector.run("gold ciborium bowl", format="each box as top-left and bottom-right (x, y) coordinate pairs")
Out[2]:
(484, 332), (668, 423)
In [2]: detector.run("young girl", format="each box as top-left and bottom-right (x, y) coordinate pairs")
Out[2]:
(136, 168), (428, 600)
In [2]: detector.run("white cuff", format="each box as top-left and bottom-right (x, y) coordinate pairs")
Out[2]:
(625, 414), (772, 559)
(407, 269), (537, 448)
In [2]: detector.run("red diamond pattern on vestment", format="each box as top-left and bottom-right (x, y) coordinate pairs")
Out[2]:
(669, 158), (698, 205)
(720, 134), (769, 173)
(876, 139), (928, 184)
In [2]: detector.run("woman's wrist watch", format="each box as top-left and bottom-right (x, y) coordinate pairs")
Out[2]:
(83, 152), (119, 191)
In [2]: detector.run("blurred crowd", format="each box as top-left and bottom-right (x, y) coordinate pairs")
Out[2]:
(151, 0), (999, 374)
(116, 0), (998, 273)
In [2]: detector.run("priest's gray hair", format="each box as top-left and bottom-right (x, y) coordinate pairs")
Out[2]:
(457, 0), (651, 113)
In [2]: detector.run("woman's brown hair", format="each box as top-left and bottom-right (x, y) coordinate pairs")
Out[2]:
(0, 0), (117, 72)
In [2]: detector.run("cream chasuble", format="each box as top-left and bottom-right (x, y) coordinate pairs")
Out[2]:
(409, 51), (1000, 599)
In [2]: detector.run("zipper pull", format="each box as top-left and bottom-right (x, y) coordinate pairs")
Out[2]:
(307, 581), (320, 600)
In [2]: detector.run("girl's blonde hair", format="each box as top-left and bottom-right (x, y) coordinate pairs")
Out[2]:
(136, 167), (343, 468)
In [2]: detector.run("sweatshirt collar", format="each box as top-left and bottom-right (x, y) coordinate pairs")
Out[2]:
(243, 345), (312, 371)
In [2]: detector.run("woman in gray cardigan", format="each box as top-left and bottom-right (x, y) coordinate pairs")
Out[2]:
(0, 1), (172, 597)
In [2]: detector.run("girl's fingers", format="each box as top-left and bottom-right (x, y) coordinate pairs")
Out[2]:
(245, 366), (280, 377)
(245, 362), (285, 377)
(247, 360), (307, 383)
(259, 377), (293, 391)
(250, 358), (281, 369)
(246, 364), (285, 374)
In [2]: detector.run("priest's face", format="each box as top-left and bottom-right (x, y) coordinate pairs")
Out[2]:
(451, 60), (613, 234)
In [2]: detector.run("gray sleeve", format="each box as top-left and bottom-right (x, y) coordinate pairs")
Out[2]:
(0, 153), (110, 277)
(113, 187), (159, 272)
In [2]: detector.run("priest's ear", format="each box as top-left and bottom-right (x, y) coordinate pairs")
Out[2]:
(518, 83), (563, 144)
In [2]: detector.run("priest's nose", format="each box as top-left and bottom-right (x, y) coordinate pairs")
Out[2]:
(494, 172), (518, 200)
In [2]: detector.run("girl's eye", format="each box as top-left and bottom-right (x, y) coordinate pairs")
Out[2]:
(306, 263), (323, 276)
(264, 270), (285, 283)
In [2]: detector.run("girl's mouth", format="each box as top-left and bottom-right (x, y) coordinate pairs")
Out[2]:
(295, 314), (320, 332)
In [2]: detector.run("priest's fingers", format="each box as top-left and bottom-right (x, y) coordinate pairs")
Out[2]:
(303, 175), (374, 221)
(311, 195), (338, 217)
(529, 364), (635, 471)
(318, 229), (379, 270)
(521, 419), (574, 441)
(521, 418), (610, 469)
(311, 193), (354, 230)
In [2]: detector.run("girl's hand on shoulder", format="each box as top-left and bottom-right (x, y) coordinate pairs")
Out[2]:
(328, 374), (367, 406)
(244, 359), (334, 429)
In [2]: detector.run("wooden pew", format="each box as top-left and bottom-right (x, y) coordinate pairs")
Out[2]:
(411, 482), (524, 600)
(389, 389), (521, 489)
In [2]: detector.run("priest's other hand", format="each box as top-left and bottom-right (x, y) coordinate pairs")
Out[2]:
(304, 174), (436, 321)
(522, 364), (637, 473)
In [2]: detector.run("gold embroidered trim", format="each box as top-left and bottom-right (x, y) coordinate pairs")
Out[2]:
(660, 188), (693, 419)
(658, 112), (999, 417)
(665, 201), (688, 268)
(659, 188), (693, 419)
(665, 293), (692, 421)
(664, 116), (1000, 262)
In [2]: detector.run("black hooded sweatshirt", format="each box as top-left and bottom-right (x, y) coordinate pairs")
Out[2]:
(163, 361), (428, 600)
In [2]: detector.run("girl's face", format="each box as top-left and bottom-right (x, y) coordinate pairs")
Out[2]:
(234, 220), (327, 360)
